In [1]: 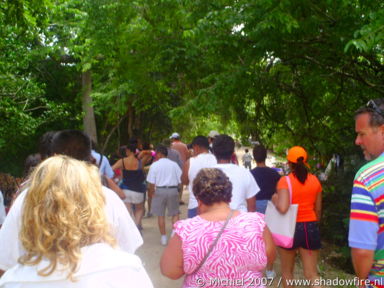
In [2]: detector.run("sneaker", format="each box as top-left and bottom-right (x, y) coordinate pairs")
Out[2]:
(266, 270), (276, 279)
(160, 235), (168, 246)
(145, 212), (153, 218)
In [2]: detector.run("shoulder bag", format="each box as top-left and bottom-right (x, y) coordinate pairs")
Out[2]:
(265, 176), (298, 248)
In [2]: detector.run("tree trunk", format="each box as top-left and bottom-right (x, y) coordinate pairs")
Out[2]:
(127, 102), (134, 139)
(82, 70), (98, 143)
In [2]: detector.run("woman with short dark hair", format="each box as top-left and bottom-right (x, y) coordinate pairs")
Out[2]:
(161, 168), (275, 287)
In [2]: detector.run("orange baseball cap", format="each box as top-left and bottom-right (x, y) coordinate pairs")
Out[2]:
(287, 146), (308, 164)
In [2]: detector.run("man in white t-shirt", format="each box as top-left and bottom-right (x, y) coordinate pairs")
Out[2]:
(212, 134), (259, 212)
(181, 135), (217, 218)
(147, 145), (182, 245)
(0, 130), (142, 275)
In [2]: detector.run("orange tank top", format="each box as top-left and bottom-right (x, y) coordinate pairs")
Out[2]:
(277, 173), (322, 222)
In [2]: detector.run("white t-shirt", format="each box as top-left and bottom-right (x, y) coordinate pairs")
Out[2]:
(188, 153), (217, 209)
(0, 191), (6, 225)
(146, 158), (182, 187)
(0, 186), (143, 271)
(0, 243), (153, 288)
(92, 150), (114, 179)
(215, 163), (260, 212)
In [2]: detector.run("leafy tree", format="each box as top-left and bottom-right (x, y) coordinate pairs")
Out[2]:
(0, 0), (79, 175)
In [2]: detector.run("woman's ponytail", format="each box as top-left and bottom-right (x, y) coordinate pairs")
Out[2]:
(292, 157), (308, 184)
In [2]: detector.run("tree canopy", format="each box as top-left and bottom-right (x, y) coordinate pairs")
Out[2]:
(1, 0), (383, 175)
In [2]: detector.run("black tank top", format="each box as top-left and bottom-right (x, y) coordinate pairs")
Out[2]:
(121, 158), (146, 193)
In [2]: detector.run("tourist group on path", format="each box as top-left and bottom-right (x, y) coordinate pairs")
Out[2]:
(0, 98), (383, 288)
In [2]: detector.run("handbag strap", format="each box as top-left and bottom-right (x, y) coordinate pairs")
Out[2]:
(286, 176), (292, 204)
(190, 209), (234, 275)
(98, 152), (103, 167)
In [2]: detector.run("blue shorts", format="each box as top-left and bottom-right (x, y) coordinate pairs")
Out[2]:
(256, 199), (269, 214)
(188, 208), (198, 218)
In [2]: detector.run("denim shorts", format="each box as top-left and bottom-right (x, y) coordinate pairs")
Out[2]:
(256, 199), (269, 214)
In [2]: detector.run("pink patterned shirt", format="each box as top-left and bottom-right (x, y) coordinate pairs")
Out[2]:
(174, 212), (267, 288)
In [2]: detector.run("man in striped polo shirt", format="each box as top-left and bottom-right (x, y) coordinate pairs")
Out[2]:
(349, 98), (384, 288)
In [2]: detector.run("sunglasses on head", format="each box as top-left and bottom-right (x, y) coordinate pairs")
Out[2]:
(366, 99), (384, 118)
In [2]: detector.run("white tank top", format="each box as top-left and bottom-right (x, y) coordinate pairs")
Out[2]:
(188, 153), (217, 209)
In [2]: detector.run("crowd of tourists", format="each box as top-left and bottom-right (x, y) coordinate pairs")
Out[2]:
(0, 98), (383, 288)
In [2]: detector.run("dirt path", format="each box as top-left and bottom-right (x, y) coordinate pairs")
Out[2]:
(136, 148), (349, 288)
(135, 193), (186, 288)
(136, 187), (285, 288)
(136, 148), (283, 288)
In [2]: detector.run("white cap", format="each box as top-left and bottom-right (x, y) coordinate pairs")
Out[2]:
(208, 130), (219, 138)
(170, 132), (180, 139)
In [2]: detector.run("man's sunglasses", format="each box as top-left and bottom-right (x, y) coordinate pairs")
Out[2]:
(366, 99), (384, 118)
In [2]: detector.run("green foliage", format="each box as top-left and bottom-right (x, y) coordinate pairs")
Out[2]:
(169, 0), (384, 161)
(318, 155), (366, 273)
(345, 3), (384, 53)
(1, 4), (384, 276)
(0, 0), (83, 175)
(1, 0), (383, 184)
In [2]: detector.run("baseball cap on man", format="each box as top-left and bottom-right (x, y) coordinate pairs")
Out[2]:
(169, 132), (180, 139)
(287, 146), (308, 164)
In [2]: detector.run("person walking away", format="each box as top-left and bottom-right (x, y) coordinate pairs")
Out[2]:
(0, 130), (143, 277)
(242, 148), (253, 170)
(92, 143), (125, 200)
(163, 138), (183, 169)
(212, 134), (259, 212)
(349, 98), (384, 287)
(272, 146), (322, 288)
(137, 142), (155, 219)
(0, 155), (153, 288)
(207, 130), (219, 153)
(170, 133), (189, 205)
(91, 141), (114, 180)
(146, 145), (182, 245)
(160, 168), (275, 287)
(181, 136), (217, 218)
(170, 133), (189, 165)
(137, 142), (154, 167)
(251, 144), (281, 278)
(251, 145), (281, 214)
(112, 144), (146, 230)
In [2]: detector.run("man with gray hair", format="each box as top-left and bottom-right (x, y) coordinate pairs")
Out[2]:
(349, 99), (384, 287)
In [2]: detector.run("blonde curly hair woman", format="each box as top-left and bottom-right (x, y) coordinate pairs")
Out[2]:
(0, 155), (153, 288)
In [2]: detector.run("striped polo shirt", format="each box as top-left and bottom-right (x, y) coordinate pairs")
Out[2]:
(349, 153), (384, 287)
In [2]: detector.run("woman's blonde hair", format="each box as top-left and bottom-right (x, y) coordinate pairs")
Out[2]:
(19, 155), (116, 279)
